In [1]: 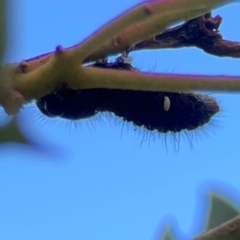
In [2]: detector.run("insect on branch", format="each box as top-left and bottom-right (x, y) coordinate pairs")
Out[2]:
(0, 0), (240, 115)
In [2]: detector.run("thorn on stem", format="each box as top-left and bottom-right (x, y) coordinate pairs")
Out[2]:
(55, 45), (64, 54)
(142, 5), (153, 16)
(19, 61), (29, 73)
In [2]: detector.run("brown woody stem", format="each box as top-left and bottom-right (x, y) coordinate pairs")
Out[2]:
(193, 216), (240, 240)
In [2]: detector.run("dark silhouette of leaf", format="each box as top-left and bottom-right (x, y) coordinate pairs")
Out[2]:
(160, 226), (175, 240)
(204, 193), (240, 232)
(0, 120), (27, 143)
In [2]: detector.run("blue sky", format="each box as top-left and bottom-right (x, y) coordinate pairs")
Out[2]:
(1, 1), (240, 240)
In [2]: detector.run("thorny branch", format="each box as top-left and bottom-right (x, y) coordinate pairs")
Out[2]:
(0, 0), (240, 117)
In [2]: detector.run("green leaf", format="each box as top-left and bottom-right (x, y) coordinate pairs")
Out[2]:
(204, 193), (240, 232)
(0, 0), (6, 62)
(160, 226), (175, 240)
(0, 120), (28, 143)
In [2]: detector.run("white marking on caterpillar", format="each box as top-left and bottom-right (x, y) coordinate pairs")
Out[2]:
(164, 96), (170, 111)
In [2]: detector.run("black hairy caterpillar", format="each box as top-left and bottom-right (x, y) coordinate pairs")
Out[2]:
(36, 56), (219, 133)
